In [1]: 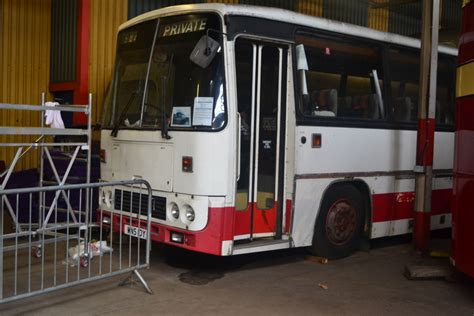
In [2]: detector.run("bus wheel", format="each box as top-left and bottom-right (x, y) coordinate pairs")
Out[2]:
(310, 184), (365, 259)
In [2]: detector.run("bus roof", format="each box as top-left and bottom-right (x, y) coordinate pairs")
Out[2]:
(120, 3), (457, 56)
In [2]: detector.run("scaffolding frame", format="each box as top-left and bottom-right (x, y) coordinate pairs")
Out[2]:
(0, 93), (93, 232)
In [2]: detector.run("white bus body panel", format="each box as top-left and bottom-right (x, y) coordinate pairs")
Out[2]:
(295, 128), (453, 175)
(292, 127), (453, 248)
(101, 129), (233, 197)
(101, 127), (234, 231)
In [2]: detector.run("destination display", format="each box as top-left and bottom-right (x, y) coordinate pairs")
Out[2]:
(159, 18), (207, 37)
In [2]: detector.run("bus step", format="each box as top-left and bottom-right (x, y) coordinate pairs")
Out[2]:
(232, 239), (290, 255)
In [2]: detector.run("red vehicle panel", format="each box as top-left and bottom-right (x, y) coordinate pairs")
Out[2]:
(452, 0), (474, 278)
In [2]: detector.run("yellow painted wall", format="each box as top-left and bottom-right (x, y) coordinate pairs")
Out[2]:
(88, 0), (128, 124)
(368, 0), (389, 32)
(0, 0), (51, 171)
(297, 0), (323, 17)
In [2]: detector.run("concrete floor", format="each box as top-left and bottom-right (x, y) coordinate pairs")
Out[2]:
(0, 238), (473, 315)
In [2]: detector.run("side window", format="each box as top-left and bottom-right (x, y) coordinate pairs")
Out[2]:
(388, 48), (419, 122)
(389, 49), (455, 127)
(436, 56), (455, 127)
(296, 34), (385, 120)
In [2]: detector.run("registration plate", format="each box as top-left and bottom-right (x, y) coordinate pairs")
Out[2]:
(124, 224), (147, 240)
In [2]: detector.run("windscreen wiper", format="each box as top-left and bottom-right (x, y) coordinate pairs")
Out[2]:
(110, 92), (137, 137)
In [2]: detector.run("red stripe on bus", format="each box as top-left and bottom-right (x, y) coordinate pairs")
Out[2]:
(252, 202), (278, 235)
(234, 207), (251, 237)
(101, 206), (235, 256)
(372, 188), (452, 223)
(233, 202), (277, 236)
(233, 200), (292, 237)
(285, 200), (292, 234)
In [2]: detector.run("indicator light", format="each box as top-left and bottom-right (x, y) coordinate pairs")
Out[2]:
(182, 156), (193, 172)
(100, 149), (106, 163)
(312, 134), (322, 148)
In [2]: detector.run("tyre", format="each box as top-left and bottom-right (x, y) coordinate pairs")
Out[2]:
(310, 184), (365, 259)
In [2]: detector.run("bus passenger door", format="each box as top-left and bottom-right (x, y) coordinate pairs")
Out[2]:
(234, 38), (288, 241)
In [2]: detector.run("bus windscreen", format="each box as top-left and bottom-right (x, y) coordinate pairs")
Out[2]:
(102, 13), (226, 133)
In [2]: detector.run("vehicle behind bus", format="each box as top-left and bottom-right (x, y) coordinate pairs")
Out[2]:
(451, 0), (474, 278)
(99, 4), (457, 258)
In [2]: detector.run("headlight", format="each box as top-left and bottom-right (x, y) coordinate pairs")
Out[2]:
(184, 205), (195, 222)
(170, 203), (180, 219)
(99, 189), (105, 204)
(107, 190), (113, 207)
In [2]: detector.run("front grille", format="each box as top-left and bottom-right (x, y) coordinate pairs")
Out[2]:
(152, 195), (166, 220)
(114, 189), (166, 220)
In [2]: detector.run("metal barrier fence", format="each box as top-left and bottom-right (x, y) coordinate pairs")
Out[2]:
(0, 179), (153, 304)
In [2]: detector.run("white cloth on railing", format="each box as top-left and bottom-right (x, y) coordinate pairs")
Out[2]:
(44, 101), (65, 129)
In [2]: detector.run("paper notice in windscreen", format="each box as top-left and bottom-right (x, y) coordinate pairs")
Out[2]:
(192, 97), (214, 126)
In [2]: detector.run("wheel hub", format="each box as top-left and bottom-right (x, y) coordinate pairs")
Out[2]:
(325, 199), (357, 245)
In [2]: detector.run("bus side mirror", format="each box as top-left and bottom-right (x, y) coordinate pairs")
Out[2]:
(190, 35), (220, 68)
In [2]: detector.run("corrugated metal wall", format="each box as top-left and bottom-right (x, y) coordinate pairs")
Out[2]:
(442, 0), (462, 28)
(441, 0), (462, 44)
(127, 0), (376, 28)
(368, 0), (388, 32)
(89, 0), (128, 123)
(128, 0), (306, 18)
(323, 0), (368, 26)
(298, 0), (323, 17)
(388, 1), (422, 37)
(128, 0), (203, 19)
(50, 0), (77, 83)
(126, 0), (459, 38)
(0, 0), (52, 171)
(128, 0), (245, 19)
(239, 0), (295, 10)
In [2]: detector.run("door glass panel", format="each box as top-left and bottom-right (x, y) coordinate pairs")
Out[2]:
(256, 46), (281, 210)
(235, 39), (254, 211)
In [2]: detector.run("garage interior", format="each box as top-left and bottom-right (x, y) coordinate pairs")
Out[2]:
(1, 0), (473, 314)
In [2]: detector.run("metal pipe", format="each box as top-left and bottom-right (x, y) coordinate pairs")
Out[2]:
(0, 179), (153, 302)
(0, 127), (89, 136)
(0, 103), (89, 112)
(0, 179), (152, 196)
(413, 0), (440, 253)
